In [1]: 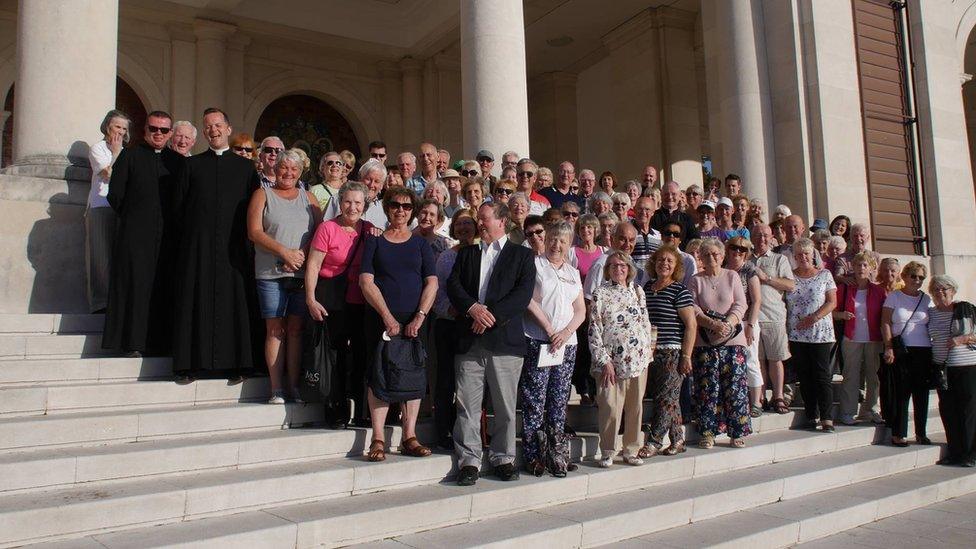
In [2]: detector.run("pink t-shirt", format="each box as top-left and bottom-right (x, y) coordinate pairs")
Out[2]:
(310, 219), (374, 304)
(574, 246), (606, 279)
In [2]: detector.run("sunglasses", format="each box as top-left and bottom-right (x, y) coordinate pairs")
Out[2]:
(562, 211), (580, 218)
(517, 171), (535, 178)
(460, 170), (479, 177)
(371, 152), (386, 159)
(662, 230), (682, 238)
(345, 164), (353, 170)
(908, 274), (926, 281)
(147, 125), (172, 134)
(526, 228), (545, 237)
(387, 202), (414, 211)
(495, 188), (514, 195)
(728, 245), (750, 253)
(262, 146), (282, 154)
(233, 146), (254, 153)
(325, 160), (344, 166)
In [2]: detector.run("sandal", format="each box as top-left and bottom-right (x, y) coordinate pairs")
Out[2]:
(367, 439), (386, 462)
(730, 438), (746, 448)
(698, 435), (715, 449)
(637, 445), (656, 459)
(770, 398), (790, 415)
(750, 404), (764, 418)
(663, 443), (686, 456)
(401, 436), (432, 458)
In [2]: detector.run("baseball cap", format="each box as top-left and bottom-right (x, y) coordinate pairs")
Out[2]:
(717, 197), (734, 208)
(476, 149), (494, 161)
(698, 200), (716, 211)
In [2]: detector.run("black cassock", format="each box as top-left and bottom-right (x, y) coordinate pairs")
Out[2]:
(171, 149), (262, 376)
(103, 143), (184, 354)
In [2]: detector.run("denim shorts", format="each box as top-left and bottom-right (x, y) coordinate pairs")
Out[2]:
(256, 278), (308, 319)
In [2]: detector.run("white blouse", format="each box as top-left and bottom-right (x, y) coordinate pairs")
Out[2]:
(524, 256), (583, 344)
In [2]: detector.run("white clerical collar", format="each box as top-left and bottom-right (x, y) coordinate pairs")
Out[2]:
(154, 149), (162, 154)
(210, 146), (230, 156)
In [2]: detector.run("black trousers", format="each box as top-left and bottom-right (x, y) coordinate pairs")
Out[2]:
(572, 321), (596, 399)
(885, 346), (931, 439)
(790, 341), (834, 421)
(324, 304), (367, 424)
(434, 318), (458, 441)
(939, 365), (976, 461)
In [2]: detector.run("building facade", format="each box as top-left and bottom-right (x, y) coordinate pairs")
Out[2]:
(0, 0), (973, 313)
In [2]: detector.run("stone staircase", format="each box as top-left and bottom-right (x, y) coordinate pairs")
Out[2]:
(0, 313), (974, 548)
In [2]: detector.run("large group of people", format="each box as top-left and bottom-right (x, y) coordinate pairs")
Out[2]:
(88, 106), (976, 487)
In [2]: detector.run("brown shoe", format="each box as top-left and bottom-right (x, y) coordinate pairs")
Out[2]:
(401, 436), (432, 457)
(367, 439), (386, 462)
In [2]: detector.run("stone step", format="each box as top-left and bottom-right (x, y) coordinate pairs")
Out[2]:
(0, 451), (454, 547)
(0, 333), (110, 359)
(0, 356), (172, 385)
(622, 453), (976, 548)
(0, 401), (323, 452)
(0, 313), (103, 335)
(0, 377), (271, 416)
(28, 422), (944, 548)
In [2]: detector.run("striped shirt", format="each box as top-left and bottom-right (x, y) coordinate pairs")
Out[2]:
(929, 308), (976, 367)
(644, 280), (694, 347)
(632, 228), (662, 268)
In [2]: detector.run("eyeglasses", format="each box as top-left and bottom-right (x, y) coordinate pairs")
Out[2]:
(517, 171), (534, 178)
(460, 170), (479, 177)
(562, 211), (579, 218)
(526, 228), (545, 237)
(908, 274), (926, 281)
(608, 263), (629, 270)
(387, 202), (414, 211)
(371, 152), (386, 159)
(662, 230), (682, 238)
(325, 160), (344, 166)
(147, 125), (172, 134)
(345, 164), (353, 170)
(477, 157), (492, 163)
(495, 188), (514, 195)
(261, 146), (283, 154)
(233, 146), (254, 153)
(728, 245), (750, 253)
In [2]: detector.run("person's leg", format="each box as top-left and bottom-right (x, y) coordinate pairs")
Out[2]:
(812, 343), (835, 423)
(453, 347), (487, 468)
(723, 346), (752, 439)
(909, 348), (931, 440)
(860, 342), (883, 419)
(746, 323), (764, 408)
(648, 351), (670, 449)
(954, 366), (976, 461)
(518, 340), (547, 465)
(791, 342), (816, 421)
(839, 340), (863, 420)
(624, 370), (649, 457)
(346, 304), (367, 423)
(265, 317), (285, 394)
(402, 398), (421, 440)
(367, 387), (389, 444)
(433, 319), (458, 443)
(596, 370), (624, 457)
(938, 384), (958, 460)
(694, 348), (720, 437)
(890, 360), (911, 440)
(544, 345), (576, 435)
(284, 314), (304, 395)
(323, 310), (348, 424)
(485, 353), (524, 467)
(85, 207), (116, 313)
(572, 323), (593, 403)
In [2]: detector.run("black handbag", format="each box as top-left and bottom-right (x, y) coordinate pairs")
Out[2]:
(316, 224), (365, 312)
(300, 317), (336, 402)
(929, 362), (948, 391)
(369, 335), (427, 403)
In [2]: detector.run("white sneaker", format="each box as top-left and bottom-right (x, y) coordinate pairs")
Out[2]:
(623, 455), (644, 466)
(267, 392), (285, 405)
(598, 456), (613, 468)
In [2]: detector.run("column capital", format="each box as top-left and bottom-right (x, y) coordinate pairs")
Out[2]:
(193, 18), (237, 41)
(399, 56), (424, 75)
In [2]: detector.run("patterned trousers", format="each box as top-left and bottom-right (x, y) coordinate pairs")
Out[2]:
(692, 345), (752, 439)
(520, 338), (577, 464)
(648, 348), (685, 449)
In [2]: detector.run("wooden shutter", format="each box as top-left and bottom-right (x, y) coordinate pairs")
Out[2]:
(851, 0), (924, 254)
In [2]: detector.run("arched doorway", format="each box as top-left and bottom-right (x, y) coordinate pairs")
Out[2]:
(1, 77), (148, 167)
(255, 94), (360, 185)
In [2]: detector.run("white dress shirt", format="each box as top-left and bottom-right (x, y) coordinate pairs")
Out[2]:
(478, 235), (508, 303)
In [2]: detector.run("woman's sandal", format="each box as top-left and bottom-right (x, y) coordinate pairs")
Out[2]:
(367, 439), (386, 462)
(730, 437), (746, 448)
(750, 404), (764, 418)
(698, 435), (715, 449)
(770, 398), (790, 415)
(401, 436), (432, 458)
(637, 445), (656, 459)
(662, 443), (686, 456)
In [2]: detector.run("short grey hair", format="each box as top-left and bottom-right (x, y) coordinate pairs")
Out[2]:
(358, 158), (387, 182)
(546, 220), (574, 244)
(172, 120), (197, 139)
(699, 237), (725, 256)
(503, 150), (519, 160)
(579, 169), (595, 180)
(588, 192), (612, 210)
(100, 109), (131, 143)
(517, 158), (538, 171)
(612, 192), (631, 207)
(812, 229), (831, 243)
(828, 235), (847, 250)
(397, 151), (416, 164)
(261, 135), (284, 149)
(338, 181), (367, 203)
(686, 184), (703, 195)
(929, 274), (959, 294)
(625, 180), (641, 193)
(792, 237), (816, 256)
(424, 179), (449, 202)
(850, 222), (870, 235)
(603, 250), (638, 284)
(318, 150), (340, 172)
(461, 160), (481, 176)
(577, 213), (601, 237)
(509, 192), (530, 208)
(775, 204), (792, 217)
(275, 149), (304, 170)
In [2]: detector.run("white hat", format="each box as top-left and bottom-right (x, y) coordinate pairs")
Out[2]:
(698, 200), (716, 211)
(717, 197), (734, 208)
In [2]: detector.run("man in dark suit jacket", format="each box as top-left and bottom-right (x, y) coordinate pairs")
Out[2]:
(447, 202), (536, 486)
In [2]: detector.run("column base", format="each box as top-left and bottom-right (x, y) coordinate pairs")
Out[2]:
(0, 173), (88, 313)
(2, 154), (92, 183)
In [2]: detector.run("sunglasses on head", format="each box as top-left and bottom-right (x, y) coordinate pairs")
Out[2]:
(495, 188), (514, 195)
(387, 201), (414, 211)
(233, 146), (254, 153)
(517, 171), (534, 178)
(147, 125), (171, 134)
(262, 146), (282, 154)
(526, 228), (545, 237)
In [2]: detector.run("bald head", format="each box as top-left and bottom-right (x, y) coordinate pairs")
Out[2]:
(785, 215), (806, 244)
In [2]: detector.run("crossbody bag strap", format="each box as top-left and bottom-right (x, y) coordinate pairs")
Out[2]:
(896, 291), (925, 338)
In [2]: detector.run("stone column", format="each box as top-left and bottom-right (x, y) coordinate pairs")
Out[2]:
(701, 0), (776, 206)
(377, 61), (403, 156)
(9, 0), (118, 177)
(193, 19), (236, 123)
(168, 26), (196, 125)
(460, 0), (530, 160)
(528, 72), (579, 169)
(400, 57), (424, 153)
(655, 7), (703, 187)
(225, 34), (251, 133)
(423, 58), (439, 144)
(0, 110), (11, 169)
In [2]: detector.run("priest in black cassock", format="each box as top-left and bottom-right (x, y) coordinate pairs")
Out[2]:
(171, 108), (262, 381)
(103, 110), (184, 356)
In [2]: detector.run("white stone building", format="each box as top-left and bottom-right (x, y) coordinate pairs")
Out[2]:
(0, 0), (974, 313)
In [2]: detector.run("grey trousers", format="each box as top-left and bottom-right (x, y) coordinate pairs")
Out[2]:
(839, 340), (882, 418)
(84, 206), (117, 312)
(453, 342), (523, 468)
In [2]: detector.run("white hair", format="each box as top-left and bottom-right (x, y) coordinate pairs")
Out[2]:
(358, 158), (388, 181)
(275, 149), (304, 170)
(260, 135), (283, 148)
(775, 204), (792, 216)
(172, 120), (197, 139)
(397, 152), (416, 163)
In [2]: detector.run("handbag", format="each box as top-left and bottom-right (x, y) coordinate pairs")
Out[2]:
(369, 335), (427, 403)
(300, 316), (337, 402)
(316, 223), (365, 311)
(698, 309), (743, 347)
(929, 362), (948, 391)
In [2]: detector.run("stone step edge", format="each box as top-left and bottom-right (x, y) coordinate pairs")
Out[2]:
(622, 462), (976, 549)
(26, 436), (946, 549)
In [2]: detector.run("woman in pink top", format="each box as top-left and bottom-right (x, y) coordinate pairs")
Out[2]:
(304, 181), (375, 428)
(688, 237), (751, 449)
(572, 214), (608, 406)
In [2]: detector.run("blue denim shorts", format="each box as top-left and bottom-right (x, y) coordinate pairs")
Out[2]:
(256, 278), (308, 319)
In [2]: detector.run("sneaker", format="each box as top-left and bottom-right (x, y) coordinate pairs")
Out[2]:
(839, 414), (857, 426)
(622, 455), (644, 466)
(598, 456), (613, 468)
(267, 391), (285, 405)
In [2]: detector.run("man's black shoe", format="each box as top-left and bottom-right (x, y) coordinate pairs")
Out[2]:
(457, 465), (479, 486)
(962, 459), (976, 468)
(494, 462), (519, 481)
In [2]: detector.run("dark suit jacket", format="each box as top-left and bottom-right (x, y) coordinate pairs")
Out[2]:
(446, 239), (536, 356)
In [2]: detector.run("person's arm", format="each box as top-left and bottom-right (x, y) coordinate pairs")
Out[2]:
(881, 306), (895, 364)
(446, 248), (478, 315)
(798, 287), (838, 330)
(586, 292), (612, 374)
(487, 250), (537, 327)
(246, 189), (305, 272)
(305, 247), (327, 321)
(757, 256), (796, 292)
(404, 275), (438, 338)
(550, 290), (586, 351)
(306, 190), (323, 225)
(91, 140), (118, 181)
(677, 305), (697, 375)
(360, 273), (401, 336)
(725, 271), (747, 328)
(832, 284), (855, 321)
(744, 275), (762, 345)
